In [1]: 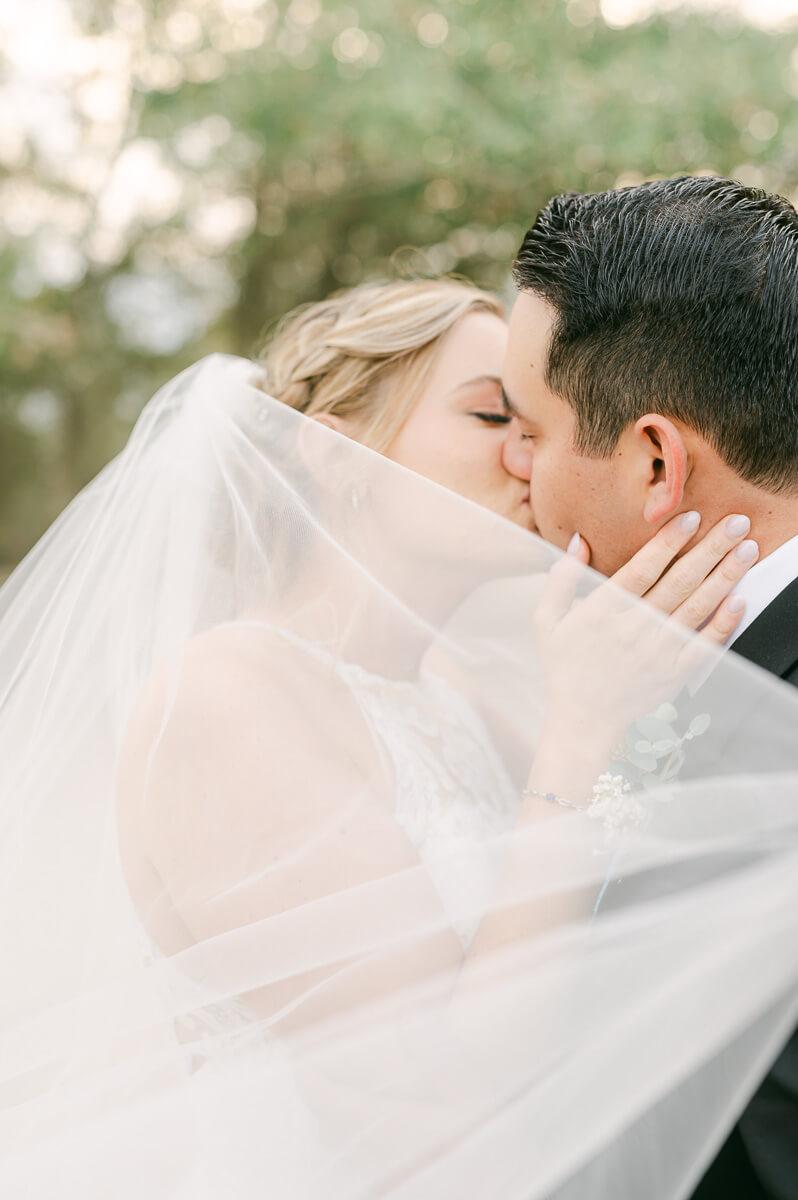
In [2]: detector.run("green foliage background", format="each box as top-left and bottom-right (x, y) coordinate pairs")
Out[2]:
(3, 0), (798, 565)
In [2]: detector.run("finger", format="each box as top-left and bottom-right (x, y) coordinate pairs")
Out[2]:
(568, 532), (591, 567)
(670, 540), (758, 630)
(610, 511), (703, 599)
(704, 593), (747, 642)
(676, 594), (746, 677)
(568, 530), (643, 635)
(535, 539), (587, 636)
(643, 514), (752, 613)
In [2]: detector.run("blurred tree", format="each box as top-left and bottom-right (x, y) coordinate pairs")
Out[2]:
(2, 0), (798, 562)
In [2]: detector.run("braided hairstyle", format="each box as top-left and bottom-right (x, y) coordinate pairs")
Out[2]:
(257, 278), (504, 451)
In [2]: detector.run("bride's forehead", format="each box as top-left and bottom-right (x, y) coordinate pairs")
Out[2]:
(430, 314), (507, 380)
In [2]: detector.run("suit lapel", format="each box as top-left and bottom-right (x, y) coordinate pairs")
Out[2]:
(670, 575), (798, 778)
(730, 574), (798, 680)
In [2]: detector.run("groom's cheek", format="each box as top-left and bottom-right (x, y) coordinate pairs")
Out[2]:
(543, 466), (583, 546)
(533, 490), (573, 550)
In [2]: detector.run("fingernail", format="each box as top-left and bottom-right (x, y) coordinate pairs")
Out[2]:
(735, 539), (758, 563)
(726, 595), (745, 613)
(680, 511), (701, 533)
(725, 514), (751, 538)
(567, 532), (582, 556)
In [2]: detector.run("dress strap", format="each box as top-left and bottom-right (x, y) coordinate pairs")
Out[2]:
(220, 618), (342, 672)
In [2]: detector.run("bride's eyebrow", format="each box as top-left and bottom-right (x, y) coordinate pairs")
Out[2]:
(452, 374), (503, 395)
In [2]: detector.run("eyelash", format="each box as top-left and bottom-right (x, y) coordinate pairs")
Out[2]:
(473, 413), (511, 426)
(473, 412), (536, 441)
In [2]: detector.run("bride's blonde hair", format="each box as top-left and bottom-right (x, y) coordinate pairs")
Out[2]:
(256, 278), (505, 451)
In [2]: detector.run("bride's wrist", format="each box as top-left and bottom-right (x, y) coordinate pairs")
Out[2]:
(540, 705), (623, 760)
(523, 716), (621, 817)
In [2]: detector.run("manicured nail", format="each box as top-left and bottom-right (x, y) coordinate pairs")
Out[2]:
(725, 514), (751, 538)
(735, 539), (758, 563)
(726, 595), (745, 613)
(680, 511), (701, 533)
(567, 532), (582, 556)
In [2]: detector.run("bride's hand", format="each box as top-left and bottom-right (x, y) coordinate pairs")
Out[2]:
(572, 511), (757, 636)
(536, 513), (757, 740)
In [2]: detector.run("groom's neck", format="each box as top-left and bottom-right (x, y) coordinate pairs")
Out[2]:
(685, 455), (798, 562)
(728, 493), (798, 561)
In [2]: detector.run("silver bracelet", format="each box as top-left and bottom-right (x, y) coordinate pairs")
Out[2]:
(522, 787), (588, 813)
(523, 774), (644, 835)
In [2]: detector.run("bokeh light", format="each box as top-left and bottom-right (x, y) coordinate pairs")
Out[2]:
(3, 0), (798, 566)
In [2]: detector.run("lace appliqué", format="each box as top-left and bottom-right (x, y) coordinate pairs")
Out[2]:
(338, 663), (519, 947)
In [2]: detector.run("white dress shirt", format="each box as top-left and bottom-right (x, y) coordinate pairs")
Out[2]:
(686, 530), (798, 694)
(726, 530), (798, 647)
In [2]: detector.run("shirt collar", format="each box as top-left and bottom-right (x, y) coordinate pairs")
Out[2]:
(727, 530), (798, 647)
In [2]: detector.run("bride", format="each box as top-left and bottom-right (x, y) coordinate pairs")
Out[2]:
(2, 277), (798, 1199)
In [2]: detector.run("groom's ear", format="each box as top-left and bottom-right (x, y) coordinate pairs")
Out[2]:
(634, 414), (688, 525)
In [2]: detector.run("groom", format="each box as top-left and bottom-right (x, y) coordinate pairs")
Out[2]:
(502, 176), (798, 1199)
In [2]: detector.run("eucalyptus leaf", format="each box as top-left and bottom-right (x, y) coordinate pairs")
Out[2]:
(689, 713), (711, 736)
(635, 716), (676, 742)
(627, 750), (658, 772)
(611, 761), (643, 785)
(654, 703), (679, 724)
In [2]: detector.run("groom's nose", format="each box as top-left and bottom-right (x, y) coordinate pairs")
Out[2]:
(502, 421), (533, 482)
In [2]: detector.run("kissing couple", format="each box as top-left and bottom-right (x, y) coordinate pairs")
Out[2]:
(2, 175), (798, 1199)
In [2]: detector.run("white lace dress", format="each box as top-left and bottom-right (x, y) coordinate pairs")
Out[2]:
(129, 625), (523, 1198)
(334, 656), (520, 947)
(228, 620), (521, 947)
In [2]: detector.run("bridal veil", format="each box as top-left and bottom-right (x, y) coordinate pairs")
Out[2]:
(1, 354), (797, 1199)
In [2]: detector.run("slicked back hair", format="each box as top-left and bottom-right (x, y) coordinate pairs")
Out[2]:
(512, 176), (798, 493)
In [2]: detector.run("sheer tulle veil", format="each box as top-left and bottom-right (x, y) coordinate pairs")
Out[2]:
(1, 353), (797, 1199)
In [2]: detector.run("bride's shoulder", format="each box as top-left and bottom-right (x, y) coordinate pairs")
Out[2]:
(178, 619), (342, 701)
(118, 622), (434, 955)
(119, 620), (367, 784)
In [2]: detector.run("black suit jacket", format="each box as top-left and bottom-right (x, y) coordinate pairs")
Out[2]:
(690, 575), (798, 1200)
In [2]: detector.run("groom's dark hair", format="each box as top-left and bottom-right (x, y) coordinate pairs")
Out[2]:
(513, 176), (798, 493)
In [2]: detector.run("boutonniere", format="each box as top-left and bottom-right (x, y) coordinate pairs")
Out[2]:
(524, 704), (712, 844)
(611, 702), (712, 792)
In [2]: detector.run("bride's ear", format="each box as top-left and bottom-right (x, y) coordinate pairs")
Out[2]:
(310, 412), (352, 437)
(295, 411), (362, 495)
(635, 414), (688, 524)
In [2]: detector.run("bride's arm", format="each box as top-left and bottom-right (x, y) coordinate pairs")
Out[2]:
(116, 626), (465, 1030)
(464, 512), (754, 960)
(445, 515), (754, 1064)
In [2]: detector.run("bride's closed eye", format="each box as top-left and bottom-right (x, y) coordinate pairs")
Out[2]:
(472, 412), (511, 426)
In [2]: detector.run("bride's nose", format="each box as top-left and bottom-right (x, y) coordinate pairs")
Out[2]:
(501, 421), (533, 482)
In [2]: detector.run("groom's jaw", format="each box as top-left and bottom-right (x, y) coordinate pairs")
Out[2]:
(503, 292), (652, 574)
